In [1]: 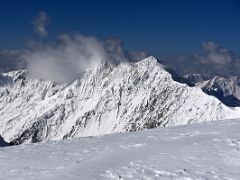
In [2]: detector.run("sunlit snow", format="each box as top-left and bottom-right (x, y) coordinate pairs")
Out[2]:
(1, 119), (240, 180)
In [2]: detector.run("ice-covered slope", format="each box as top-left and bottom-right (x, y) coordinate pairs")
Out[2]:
(1, 119), (240, 180)
(0, 56), (239, 144)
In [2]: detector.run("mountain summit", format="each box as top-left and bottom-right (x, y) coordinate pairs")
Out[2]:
(0, 56), (239, 144)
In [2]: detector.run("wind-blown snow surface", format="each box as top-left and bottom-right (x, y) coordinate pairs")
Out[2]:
(1, 119), (240, 180)
(0, 56), (240, 144)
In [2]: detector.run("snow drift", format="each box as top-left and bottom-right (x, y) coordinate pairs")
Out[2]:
(1, 119), (240, 179)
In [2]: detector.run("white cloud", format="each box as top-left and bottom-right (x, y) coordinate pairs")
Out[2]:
(0, 11), (148, 80)
(33, 11), (49, 36)
(23, 33), (147, 83)
(199, 42), (238, 67)
(164, 42), (240, 78)
(0, 50), (25, 72)
(23, 34), (106, 83)
(0, 50), (21, 57)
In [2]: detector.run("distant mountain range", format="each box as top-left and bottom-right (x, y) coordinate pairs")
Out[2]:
(184, 74), (240, 107)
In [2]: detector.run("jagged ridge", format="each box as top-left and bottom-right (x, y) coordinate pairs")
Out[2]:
(0, 56), (239, 144)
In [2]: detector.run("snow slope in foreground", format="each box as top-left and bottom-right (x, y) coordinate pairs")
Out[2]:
(1, 119), (240, 180)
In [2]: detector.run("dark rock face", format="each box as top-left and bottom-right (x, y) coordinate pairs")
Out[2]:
(0, 135), (9, 147)
(202, 88), (240, 107)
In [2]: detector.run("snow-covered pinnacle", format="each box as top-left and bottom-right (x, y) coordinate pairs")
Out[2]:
(0, 56), (239, 144)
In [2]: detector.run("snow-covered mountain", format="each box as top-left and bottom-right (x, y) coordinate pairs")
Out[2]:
(185, 74), (240, 107)
(0, 56), (240, 144)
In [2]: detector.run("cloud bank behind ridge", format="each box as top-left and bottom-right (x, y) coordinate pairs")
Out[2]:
(23, 33), (147, 83)
(164, 41), (240, 78)
(24, 34), (106, 83)
(2, 11), (240, 83)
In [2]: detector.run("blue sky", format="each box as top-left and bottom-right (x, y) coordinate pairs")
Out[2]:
(0, 0), (240, 55)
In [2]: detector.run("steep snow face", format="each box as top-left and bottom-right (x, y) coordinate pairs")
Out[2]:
(0, 56), (239, 144)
